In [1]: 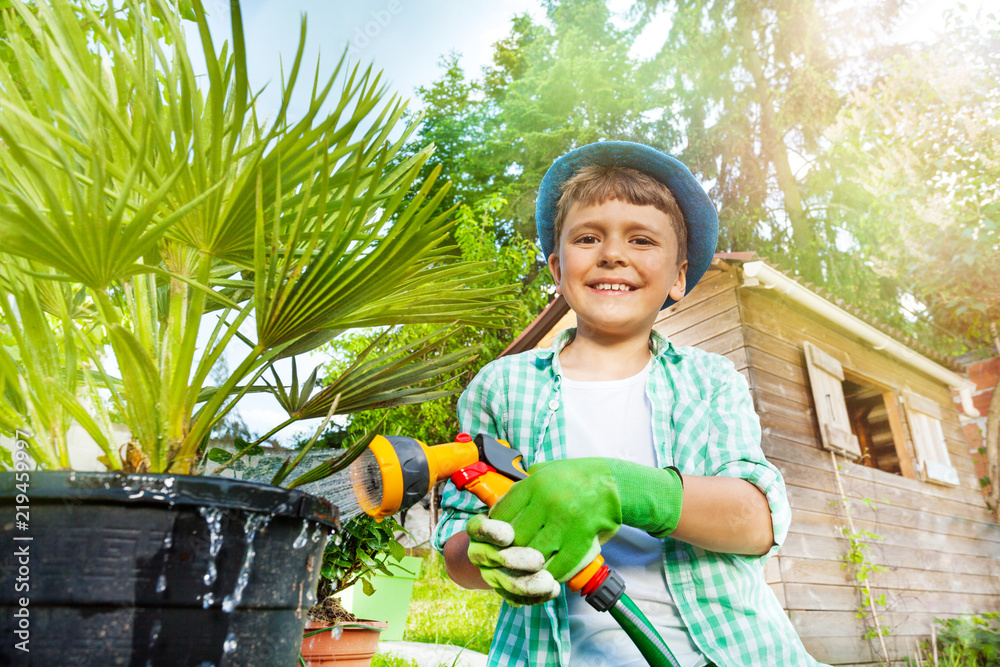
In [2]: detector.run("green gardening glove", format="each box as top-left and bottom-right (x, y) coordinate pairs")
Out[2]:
(490, 458), (684, 582)
(466, 513), (561, 606)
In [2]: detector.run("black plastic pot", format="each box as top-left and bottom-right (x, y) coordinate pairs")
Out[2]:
(0, 471), (340, 666)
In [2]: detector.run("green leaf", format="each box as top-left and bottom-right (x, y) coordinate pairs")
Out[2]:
(206, 448), (233, 464)
(388, 540), (406, 563)
(361, 578), (375, 596)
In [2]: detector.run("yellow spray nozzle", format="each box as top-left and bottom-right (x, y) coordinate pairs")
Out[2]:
(352, 434), (481, 520)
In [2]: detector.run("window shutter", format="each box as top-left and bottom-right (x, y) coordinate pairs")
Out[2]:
(903, 393), (959, 486)
(803, 341), (862, 461)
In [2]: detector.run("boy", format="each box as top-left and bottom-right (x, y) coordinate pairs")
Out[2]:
(432, 142), (824, 666)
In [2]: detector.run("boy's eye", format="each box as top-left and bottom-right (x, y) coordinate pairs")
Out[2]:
(632, 237), (655, 246)
(576, 235), (599, 244)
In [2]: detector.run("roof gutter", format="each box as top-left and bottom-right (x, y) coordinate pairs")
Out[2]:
(741, 261), (979, 418)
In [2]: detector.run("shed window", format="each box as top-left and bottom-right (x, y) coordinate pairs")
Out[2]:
(903, 393), (959, 486)
(803, 341), (914, 478)
(803, 342), (862, 461)
(842, 376), (908, 476)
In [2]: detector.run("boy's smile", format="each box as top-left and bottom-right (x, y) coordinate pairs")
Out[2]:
(548, 199), (687, 341)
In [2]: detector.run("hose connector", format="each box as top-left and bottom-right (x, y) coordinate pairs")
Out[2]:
(584, 567), (625, 612)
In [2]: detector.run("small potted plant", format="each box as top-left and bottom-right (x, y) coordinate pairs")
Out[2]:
(300, 513), (407, 666)
(0, 0), (507, 664)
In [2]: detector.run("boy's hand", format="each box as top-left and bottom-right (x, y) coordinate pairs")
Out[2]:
(466, 513), (561, 606)
(490, 458), (683, 582)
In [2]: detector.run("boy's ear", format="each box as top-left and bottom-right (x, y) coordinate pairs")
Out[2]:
(547, 253), (563, 295)
(668, 260), (688, 302)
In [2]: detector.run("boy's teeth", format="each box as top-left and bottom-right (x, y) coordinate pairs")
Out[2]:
(596, 283), (631, 291)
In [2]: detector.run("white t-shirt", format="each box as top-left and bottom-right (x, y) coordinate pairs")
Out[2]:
(561, 360), (708, 667)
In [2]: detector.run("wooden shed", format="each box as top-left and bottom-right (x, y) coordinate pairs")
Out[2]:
(504, 253), (1000, 666)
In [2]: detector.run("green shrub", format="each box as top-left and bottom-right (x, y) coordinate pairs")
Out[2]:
(911, 613), (1000, 666)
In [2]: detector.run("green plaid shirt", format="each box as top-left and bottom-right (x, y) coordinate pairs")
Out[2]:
(433, 328), (825, 666)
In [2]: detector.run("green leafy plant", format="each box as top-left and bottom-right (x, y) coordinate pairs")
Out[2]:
(840, 523), (890, 642)
(319, 514), (406, 599)
(908, 613), (1000, 667)
(829, 453), (892, 664)
(0, 0), (512, 480)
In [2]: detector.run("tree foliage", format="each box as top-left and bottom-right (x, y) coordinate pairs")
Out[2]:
(636, 0), (907, 286)
(827, 11), (1000, 350)
(409, 0), (657, 247)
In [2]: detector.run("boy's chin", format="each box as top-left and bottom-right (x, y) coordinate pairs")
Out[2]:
(574, 316), (657, 341)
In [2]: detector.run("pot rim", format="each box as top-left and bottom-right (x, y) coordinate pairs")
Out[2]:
(304, 620), (389, 633)
(0, 470), (339, 528)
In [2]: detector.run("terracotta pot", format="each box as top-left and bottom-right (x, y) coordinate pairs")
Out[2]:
(301, 620), (388, 666)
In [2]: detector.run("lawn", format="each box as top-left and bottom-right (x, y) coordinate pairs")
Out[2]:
(401, 552), (502, 655)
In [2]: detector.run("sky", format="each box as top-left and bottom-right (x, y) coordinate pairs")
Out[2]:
(190, 0), (544, 123)
(188, 0), (976, 442)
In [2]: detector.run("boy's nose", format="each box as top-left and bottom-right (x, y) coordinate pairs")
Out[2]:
(598, 239), (628, 266)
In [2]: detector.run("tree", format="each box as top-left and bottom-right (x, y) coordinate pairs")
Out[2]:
(828, 12), (1000, 349)
(636, 0), (905, 285)
(410, 0), (656, 247)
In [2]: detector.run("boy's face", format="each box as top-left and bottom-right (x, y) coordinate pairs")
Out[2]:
(548, 199), (687, 340)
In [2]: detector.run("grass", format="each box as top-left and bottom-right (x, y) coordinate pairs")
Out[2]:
(401, 552), (502, 655)
(372, 653), (421, 667)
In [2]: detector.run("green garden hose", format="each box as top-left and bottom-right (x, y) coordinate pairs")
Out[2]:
(609, 592), (682, 667)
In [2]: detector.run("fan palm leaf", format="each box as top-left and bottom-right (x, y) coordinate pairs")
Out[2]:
(0, 0), (518, 477)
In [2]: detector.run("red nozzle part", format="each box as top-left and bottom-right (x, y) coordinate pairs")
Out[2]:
(455, 432), (473, 443)
(451, 461), (494, 490)
(580, 564), (610, 597)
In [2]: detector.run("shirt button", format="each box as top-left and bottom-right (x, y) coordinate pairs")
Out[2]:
(548, 399), (559, 410)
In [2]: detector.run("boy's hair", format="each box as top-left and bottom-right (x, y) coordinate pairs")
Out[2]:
(553, 164), (687, 264)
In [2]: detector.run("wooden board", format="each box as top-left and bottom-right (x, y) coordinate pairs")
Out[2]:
(655, 280), (740, 337)
(784, 581), (999, 614)
(779, 555), (1000, 596)
(784, 484), (1000, 543)
(661, 305), (741, 348)
(790, 609), (942, 639)
(789, 508), (999, 559)
(779, 532), (1000, 577)
(655, 268), (739, 323)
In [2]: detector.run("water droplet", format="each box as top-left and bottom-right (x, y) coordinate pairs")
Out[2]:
(223, 631), (238, 654)
(222, 513), (271, 613)
(202, 592), (214, 609)
(199, 507), (225, 592)
(163, 534), (173, 550)
(292, 520), (310, 549)
(329, 625), (344, 641)
(156, 574), (167, 593)
(311, 524), (323, 543)
(203, 561), (217, 587)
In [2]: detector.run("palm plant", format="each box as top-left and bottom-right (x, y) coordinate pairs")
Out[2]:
(0, 0), (511, 477)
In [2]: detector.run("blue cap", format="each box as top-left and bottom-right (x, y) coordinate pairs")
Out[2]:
(536, 141), (719, 308)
